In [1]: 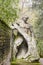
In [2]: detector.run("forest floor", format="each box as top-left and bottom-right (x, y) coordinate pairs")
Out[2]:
(11, 58), (43, 65)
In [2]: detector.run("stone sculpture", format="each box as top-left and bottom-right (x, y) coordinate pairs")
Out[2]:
(10, 16), (40, 62)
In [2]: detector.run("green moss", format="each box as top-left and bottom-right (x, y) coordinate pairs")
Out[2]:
(11, 59), (40, 65)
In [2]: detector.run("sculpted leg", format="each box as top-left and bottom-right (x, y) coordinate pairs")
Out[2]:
(13, 37), (23, 59)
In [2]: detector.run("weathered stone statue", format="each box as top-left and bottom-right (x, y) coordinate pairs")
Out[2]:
(10, 16), (40, 62)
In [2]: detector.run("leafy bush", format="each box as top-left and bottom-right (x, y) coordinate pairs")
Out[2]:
(0, 0), (19, 24)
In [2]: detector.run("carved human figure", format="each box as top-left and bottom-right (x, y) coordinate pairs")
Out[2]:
(11, 17), (40, 62)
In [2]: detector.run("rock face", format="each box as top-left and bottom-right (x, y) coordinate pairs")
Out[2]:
(12, 16), (40, 62)
(0, 21), (11, 65)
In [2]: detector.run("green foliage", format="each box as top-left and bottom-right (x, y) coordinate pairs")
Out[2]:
(0, 0), (19, 24)
(32, 0), (43, 57)
(37, 40), (43, 57)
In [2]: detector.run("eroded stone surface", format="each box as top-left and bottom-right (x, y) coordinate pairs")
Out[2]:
(11, 17), (40, 62)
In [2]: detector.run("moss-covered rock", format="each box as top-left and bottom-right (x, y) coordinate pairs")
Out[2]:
(0, 20), (11, 63)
